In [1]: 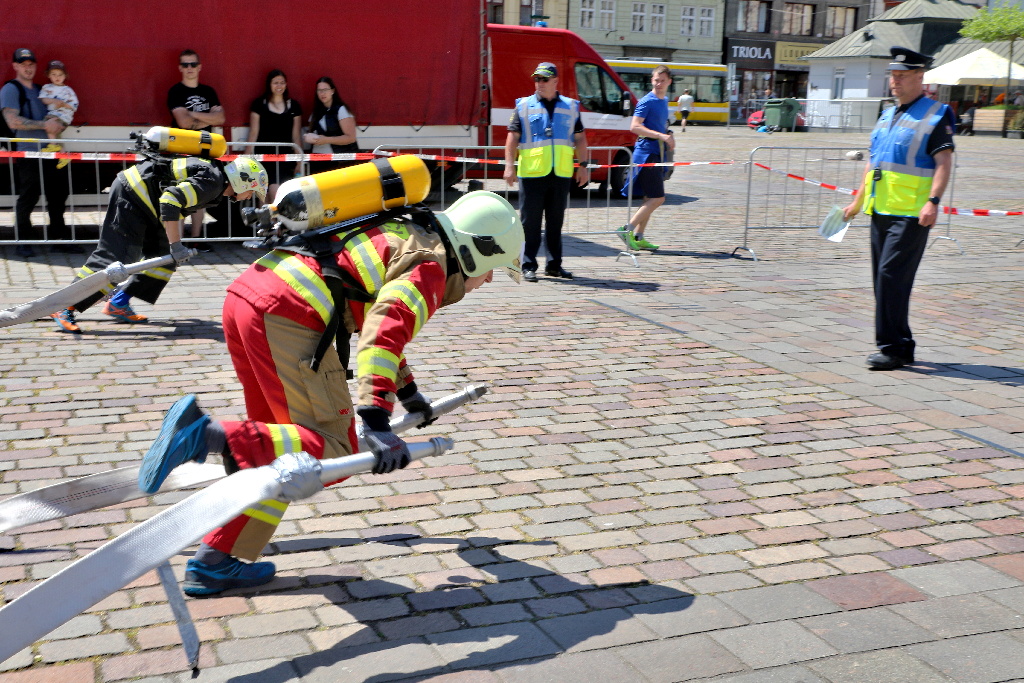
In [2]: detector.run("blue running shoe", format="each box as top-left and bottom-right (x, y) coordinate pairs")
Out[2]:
(138, 395), (210, 494)
(183, 556), (276, 596)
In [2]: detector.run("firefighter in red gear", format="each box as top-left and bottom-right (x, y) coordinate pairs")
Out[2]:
(138, 189), (524, 596)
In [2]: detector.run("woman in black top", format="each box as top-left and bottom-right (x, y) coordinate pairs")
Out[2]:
(303, 76), (359, 174)
(247, 69), (302, 201)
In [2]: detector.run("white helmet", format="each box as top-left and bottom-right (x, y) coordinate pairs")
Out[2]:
(435, 191), (525, 283)
(224, 156), (269, 201)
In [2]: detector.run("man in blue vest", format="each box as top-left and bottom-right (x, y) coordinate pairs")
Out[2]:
(843, 46), (955, 371)
(503, 62), (589, 282)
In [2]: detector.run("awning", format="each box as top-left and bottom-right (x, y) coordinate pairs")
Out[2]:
(924, 47), (1024, 86)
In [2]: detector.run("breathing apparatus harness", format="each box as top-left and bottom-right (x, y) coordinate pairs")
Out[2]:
(240, 159), (463, 377)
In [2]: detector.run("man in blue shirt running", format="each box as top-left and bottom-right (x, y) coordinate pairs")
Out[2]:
(617, 64), (675, 252)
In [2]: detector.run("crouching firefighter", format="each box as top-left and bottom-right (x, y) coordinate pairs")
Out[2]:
(51, 126), (269, 333)
(137, 156), (524, 596)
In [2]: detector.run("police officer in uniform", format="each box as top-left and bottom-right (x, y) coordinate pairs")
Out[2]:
(503, 62), (590, 282)
(843, 46), (955, 370)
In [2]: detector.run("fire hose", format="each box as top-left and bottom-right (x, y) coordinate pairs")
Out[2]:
(0, 439), (453, 666)
(0, 384), (488, 534)
(0, 252), (193, 329)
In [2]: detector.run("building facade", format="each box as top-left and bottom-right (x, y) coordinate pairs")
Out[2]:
(487, 0), (726, 64)
(723, 0), (879, 100)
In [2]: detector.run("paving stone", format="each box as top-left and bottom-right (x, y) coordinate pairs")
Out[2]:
(807, 649), (956, 683)
(907, 633), (1024, 683)
(984, 586), (1024, 612)
(710, 667), (828, 683)
(295, 638), (445, 682)
(799, 607), (937, 653)
(711, 621), (838, 668)
(718, 584), (841, 623)
(890, 593), (1024, 638)
(979, 553), (1024, 581)
(615, 634), (746, 681)
(428, 623), (561, 669)
(39, 632), (131, 662)
(807, 572), (927, 610)
(891, 560), (1023, 597)
(629, 594), (748, 637)
(215, 634), (311, 665)
(536, 607), (659, 652)
(498, 650), (641, 683)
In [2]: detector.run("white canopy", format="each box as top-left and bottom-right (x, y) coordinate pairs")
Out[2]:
(924, 48), (1024, 87)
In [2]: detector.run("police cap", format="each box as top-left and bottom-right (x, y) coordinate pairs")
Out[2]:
(889, 46), (932, 71)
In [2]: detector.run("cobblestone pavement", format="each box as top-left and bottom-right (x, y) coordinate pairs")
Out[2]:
(1, 128), (1023, 682)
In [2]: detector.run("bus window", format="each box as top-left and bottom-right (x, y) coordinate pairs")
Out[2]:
(697, 75), (725, 103)
(575, 62), (627, 115)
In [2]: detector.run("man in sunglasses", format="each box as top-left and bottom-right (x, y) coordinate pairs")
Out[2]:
(503, 62), (589, 282)
(167, 49), (225, 251)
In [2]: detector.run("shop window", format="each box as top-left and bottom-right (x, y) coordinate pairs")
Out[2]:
(581, 0), (596, 28)
(632, 2), (646, 31)
(681, 6), (696, 35)
(782, 3), (814, 36)
(699, 7), (715, 36)
(737, 0), (770, 33)
(488, 1), (504, 23)
(833, 68), (845, 98)
(650, 3), (666, 33)
(600, 0), (616, 30)
(825, 6), (856, 38)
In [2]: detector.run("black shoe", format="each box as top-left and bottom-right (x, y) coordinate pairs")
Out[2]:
(15, 244), (35, 257)
(185, 242), (213, 253)
(867, 352), (912, 370)
(523, 268), (538, 283)
(545, 265), (574, 279)
(50, 244), (84, 254)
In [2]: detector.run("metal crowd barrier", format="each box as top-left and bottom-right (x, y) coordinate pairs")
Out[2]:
(0, 136), (303, 247)
(370, 143), (638, 260)
(735, 146), (960, 261)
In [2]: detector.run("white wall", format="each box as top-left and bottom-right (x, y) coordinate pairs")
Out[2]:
(807, 58), (889, 99)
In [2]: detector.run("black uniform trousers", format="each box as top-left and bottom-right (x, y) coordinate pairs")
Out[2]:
(15, 158), (71, 240)
(519, 173), (572, 271)
(870, 212), (930, 360)
(72, 178), (177, 312)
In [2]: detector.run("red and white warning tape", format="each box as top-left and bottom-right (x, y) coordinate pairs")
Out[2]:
(0, 149), (739, 169)
(753, 162), (1024, 218)
(753, 162), (859, 196)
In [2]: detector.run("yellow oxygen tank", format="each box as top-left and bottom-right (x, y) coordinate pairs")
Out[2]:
(267, 155), (431, 231)
(142, 126), (227, 158)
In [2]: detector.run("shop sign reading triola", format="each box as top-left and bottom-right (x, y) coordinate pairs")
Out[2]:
(727, 39), (775, 70)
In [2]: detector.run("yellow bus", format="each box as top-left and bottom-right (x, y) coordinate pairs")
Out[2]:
(605, 60), (729, 124)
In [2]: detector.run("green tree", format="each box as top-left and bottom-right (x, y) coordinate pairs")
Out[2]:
(960, 5), (1024, 130)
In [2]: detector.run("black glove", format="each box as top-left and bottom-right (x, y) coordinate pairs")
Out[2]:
(401, 391), (436, 428)
(169, 241), (192, 265)
(364, 429), (411, 474)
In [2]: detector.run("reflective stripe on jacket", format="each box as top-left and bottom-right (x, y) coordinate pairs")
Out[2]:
(515, 94), (579, 178)
(118, 157), (227, 222)
(865, 97), (949, 216)
(228, 221), (464, 412)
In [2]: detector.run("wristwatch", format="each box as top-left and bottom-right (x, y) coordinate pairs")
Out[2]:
(928, 196), (941, 205)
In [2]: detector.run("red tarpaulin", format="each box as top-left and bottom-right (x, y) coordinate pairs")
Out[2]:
(3, 1), (485, 134)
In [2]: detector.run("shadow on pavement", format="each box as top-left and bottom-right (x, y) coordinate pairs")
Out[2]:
(218, 535), (695, 683)
(911, 362), (1024, 386)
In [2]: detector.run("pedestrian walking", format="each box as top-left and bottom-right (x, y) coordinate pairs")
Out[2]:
(617, 65), (674, 252)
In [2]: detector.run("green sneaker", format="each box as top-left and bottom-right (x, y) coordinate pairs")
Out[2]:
(634, 236), (659, 251)
(615, 225), (634, 248)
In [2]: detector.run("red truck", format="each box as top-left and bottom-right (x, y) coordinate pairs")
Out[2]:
(3, 1), (637, 196)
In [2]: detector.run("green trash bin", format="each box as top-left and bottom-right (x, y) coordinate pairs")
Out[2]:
(763, 98), (802, 130)
(762, 99), (785, 128)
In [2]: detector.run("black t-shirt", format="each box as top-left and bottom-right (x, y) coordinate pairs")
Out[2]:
(250, 97), (303, 152)
(507, 93), (585, 135)
(167, 82), (221, 132)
